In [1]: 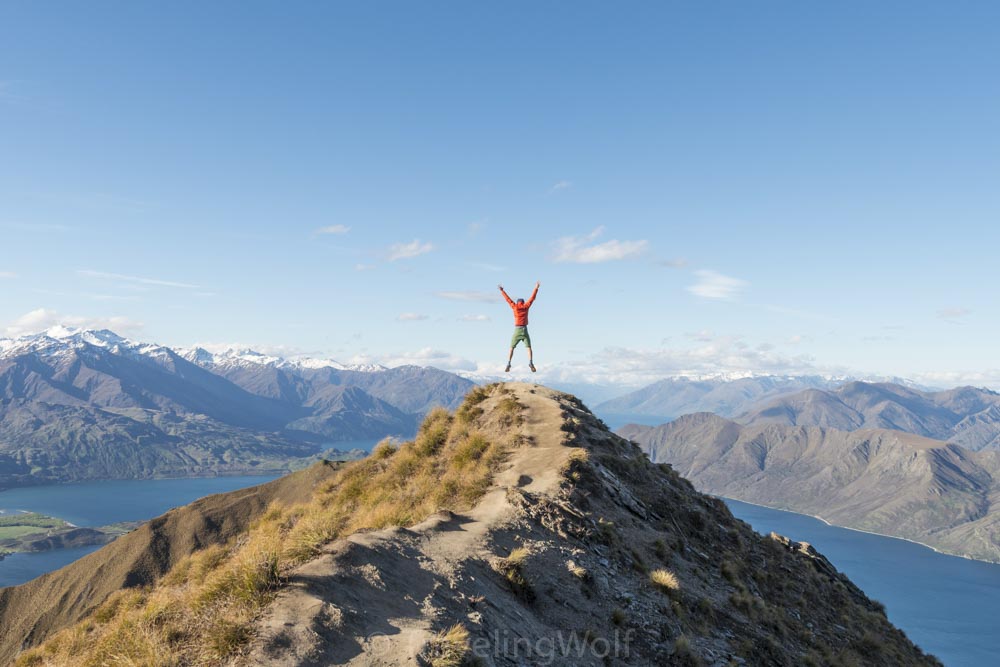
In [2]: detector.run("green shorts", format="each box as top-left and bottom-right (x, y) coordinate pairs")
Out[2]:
(510, 326), (531, 349)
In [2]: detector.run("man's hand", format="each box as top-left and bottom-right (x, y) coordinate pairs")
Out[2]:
(498, 284), (504, 291)
(535, 281), (541, 288)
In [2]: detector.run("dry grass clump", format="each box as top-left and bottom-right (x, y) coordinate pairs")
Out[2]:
(496, 395), (524, 427)
(650, 568), (680, 594)
(456, 385), (491, 424)
(566, 559), (588, 580)
(492, 546), (535, 602)
(421, 624), (471, 667)
(18, 386), (513, 667)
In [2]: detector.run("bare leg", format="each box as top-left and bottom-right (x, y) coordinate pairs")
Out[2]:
(505, 347), (514, 372)
(528, 346), (536, 371)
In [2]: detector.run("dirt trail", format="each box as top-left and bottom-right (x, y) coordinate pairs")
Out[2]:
(239, 383), (572, 666)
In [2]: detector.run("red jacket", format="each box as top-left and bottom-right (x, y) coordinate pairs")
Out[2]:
(501, 285), (538, 326)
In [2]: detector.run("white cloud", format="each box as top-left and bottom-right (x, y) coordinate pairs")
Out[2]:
(465, 261), (506, 273)
(4, 308), (144, 337)
(397, 313), (429, 321)
(937, 307), (971, 322)
(315, 224), (351, 235)
(78, 270), (201, 289)
(387, 239), (434, 261)
(348, 348), (477, 372)
(549, 180), (573, 194)
(459, 314), (491, 322)
(911, 369), (1000, 389)
(551, 226), (648, 264)
(435, 290), (501, 303)
(534, 336), (836, 388)
(687, 270), (747, 300)
(355, 263), (377, 272)
(0, 271), (16, 279)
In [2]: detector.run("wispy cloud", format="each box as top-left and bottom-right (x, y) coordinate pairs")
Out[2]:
(347, 347), (477, 372)
(355, 263), (377, 272)
(4, 308), (144, 337)
(0, 271), (16, 279)
(387, 239), (434, 261)
(397, 313), (429, 321)
(534, 335), (838, 387)
(937, 307), (971, 323)
(78, 270), (201, 289)
(913, 368), (1000, 389)
(0, 81), (25, 105)
(549, 180), (573, 194)
(435, 290), (501, 303)
(459, 314), (491, 322)
(687, 270), (747, 300)
(658, 258), (689, 269)
(33, 289), (145, 302)
(551, 226), (648, 264)
(314, 224), (351, 235)
(464, 261), (506, 273)
(1, 221), (74, 233)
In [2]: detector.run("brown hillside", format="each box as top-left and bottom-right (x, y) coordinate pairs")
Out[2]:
(0, 462), (343, 665)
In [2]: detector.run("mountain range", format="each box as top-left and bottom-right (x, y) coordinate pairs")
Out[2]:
(0, 328), (474, 488)
(740, 381), (1000, 451)
(595, 374), (933, 423)
(621, 413), (1000, 562)
(2, 384), (938, 666)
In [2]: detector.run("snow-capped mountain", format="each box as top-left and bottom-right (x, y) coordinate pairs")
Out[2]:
(175, 346), (389, 372)
(0, 327), (474, 489)
(0, 327), (387, 373)
(0, 326), (171, 362)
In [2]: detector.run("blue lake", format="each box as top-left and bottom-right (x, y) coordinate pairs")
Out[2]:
(0, 475), (280, 588)
(725, 498), (1000, 667)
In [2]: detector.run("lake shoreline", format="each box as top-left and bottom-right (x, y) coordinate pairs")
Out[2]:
(718, 495), (989, 564)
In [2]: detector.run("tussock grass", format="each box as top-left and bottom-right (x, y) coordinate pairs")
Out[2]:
(421, 624), (471, 667)
(650, 568), (680, 593)
(492, 546), (535, 602)
(566, 559), (588, 580)
(18, 385), (514, 667)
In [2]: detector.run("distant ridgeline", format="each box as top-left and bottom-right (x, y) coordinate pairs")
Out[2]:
(0, 328), (474, 488)
(614, 378), (1000, 562)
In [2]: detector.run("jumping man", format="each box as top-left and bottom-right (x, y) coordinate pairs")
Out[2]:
(499, 281), (539, 373)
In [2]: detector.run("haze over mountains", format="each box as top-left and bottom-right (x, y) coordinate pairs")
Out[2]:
(0, 328), (473, 488)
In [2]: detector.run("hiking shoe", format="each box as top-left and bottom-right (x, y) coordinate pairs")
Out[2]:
(505, 363), (511, 373)
(529, 362), (536, 373)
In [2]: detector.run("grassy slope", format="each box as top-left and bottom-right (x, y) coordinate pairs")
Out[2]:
(15, 384), (519, 666)
(0, 461), (347, 666)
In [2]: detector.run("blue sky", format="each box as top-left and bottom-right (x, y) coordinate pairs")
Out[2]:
(2, 2), (999, 389)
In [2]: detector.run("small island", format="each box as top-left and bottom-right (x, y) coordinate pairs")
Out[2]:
(0, 511), (139, 560)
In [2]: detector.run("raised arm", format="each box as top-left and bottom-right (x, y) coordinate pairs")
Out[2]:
(498, 284), (514, 306)
(526, 281), (540, 306)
